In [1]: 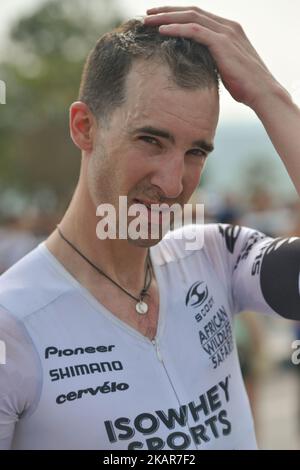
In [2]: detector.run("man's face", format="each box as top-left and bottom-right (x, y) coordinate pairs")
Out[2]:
(86, 60), (219, 246)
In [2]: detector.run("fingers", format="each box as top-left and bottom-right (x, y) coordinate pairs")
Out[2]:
(146, 5), (233, 27)
(144, 10), (230, 35)
(156, 22), (221, 49)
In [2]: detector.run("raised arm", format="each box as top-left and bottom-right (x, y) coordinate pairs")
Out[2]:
(144, 6), (300, 196)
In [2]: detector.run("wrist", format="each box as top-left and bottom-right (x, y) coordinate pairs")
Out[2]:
(250, 81), (292, 117)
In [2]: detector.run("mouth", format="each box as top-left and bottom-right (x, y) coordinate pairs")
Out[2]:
(133, 199), (152, 210)
(133, 199), (170, 213)
(132, 199), (173, 228)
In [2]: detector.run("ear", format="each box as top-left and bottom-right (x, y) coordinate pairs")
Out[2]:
(69, 101), (97, 153)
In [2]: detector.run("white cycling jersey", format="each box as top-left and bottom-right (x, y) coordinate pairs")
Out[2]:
(0, 224), (299, 450)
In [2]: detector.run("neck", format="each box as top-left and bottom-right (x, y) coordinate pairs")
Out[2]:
(46, 182), (150, 289)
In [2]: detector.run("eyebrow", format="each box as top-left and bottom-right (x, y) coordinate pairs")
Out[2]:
(132, 126), (214, 153)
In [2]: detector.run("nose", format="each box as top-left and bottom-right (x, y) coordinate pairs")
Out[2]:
(150, 152), (184, 199)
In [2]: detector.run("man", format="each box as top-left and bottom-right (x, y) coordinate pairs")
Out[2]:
(0, 6), (299, 450)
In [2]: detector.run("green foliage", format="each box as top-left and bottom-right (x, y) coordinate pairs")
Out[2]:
(0, 0), (123, 211)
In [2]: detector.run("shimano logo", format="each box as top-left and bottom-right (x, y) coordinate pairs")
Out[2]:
(185, 281), (209, 308)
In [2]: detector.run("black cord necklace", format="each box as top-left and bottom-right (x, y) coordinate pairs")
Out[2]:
(56, 226), (152, 315)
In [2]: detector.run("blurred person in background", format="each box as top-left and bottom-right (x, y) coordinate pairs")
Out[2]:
(234, 312), (264, 435)
(215, 193), (242, 226)
(239, 188), (295, 237)
(0, 215), (40, 274)
(0, 5), (300, 450)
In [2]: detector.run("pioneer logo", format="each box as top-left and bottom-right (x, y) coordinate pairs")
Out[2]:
(185, 281), (209, 308)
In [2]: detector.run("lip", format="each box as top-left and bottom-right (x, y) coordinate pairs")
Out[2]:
(133, 199), (170, 213)
(134, 198), (159, 207)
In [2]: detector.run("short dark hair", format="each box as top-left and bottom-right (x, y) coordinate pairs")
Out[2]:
(78, 19), (219, 120)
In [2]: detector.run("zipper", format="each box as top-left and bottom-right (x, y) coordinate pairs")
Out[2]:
(152, 338), (182, 405)
(151, 338), (163, 362)
(151, 337), (197, 449)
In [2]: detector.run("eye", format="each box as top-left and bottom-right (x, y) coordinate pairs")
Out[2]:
(139, 136), (160, 146)
(187, 148), (207, 159)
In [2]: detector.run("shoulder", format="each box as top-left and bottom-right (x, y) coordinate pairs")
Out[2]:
(150, 223), (258, 265)
(0, 304), (43, 430)
(0, 243), (73, 321)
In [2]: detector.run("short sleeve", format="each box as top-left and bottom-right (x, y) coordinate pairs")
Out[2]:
(204, 224), (300, 320)
(0, 306), (42, 449)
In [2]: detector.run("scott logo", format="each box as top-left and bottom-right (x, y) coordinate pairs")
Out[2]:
(185, 281), (208, 308)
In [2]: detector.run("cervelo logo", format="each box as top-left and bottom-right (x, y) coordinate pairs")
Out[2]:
(0, 340), (6, 364)
(185, 281), (208, 308)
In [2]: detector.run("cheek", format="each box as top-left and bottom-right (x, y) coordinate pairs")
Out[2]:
(121, 151), (152, 184)
(86, 152), (118, 206)
(184, 161), (204, 191)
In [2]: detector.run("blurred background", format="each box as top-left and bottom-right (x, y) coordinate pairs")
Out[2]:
(0, 0), (300, 449)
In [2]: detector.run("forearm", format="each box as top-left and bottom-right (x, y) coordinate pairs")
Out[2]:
(252, 83), (300, 197)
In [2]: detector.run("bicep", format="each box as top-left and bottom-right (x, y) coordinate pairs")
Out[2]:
(233, 236), (300, 319)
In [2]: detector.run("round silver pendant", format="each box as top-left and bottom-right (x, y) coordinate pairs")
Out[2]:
(136, 301), (148, 315)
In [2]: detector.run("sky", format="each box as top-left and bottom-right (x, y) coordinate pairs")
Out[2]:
(1, 0), (300, 123)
